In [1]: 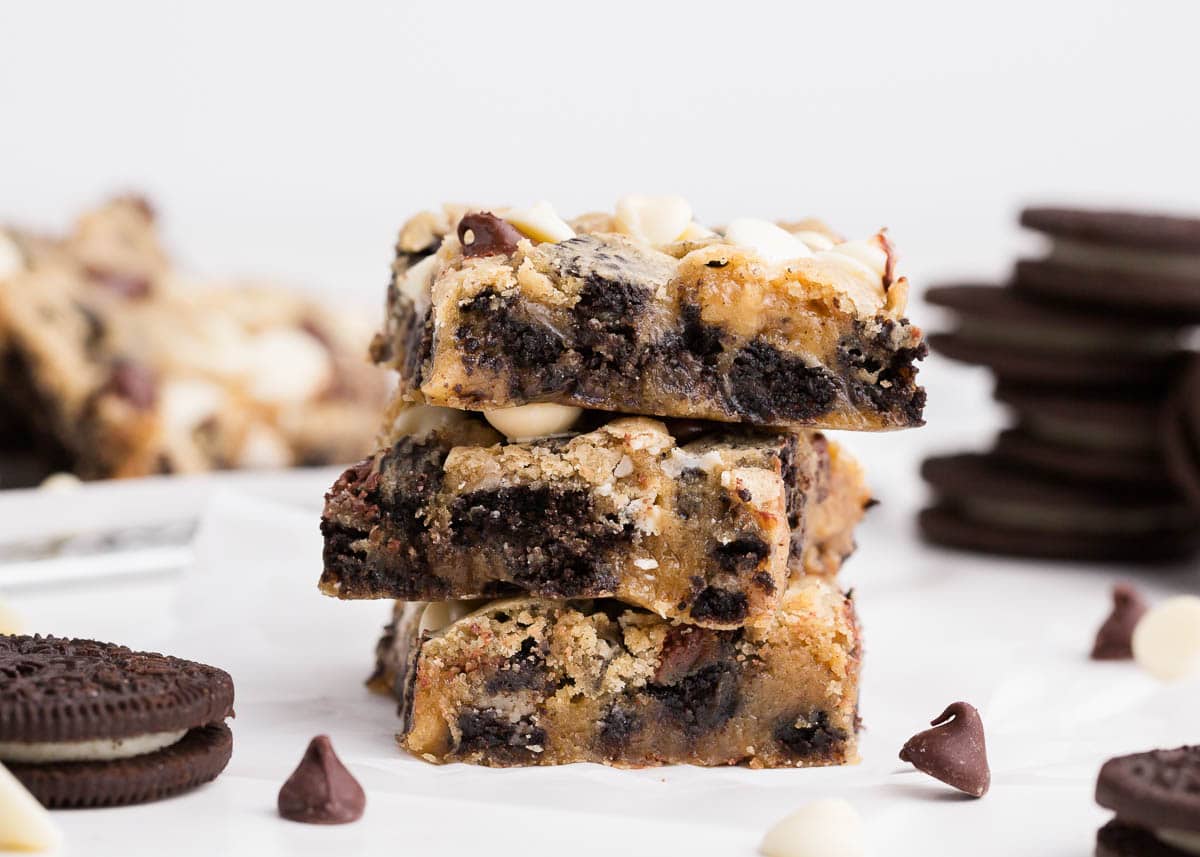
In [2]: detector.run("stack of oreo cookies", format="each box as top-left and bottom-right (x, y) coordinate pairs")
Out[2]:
(921, 207), (1200, 563)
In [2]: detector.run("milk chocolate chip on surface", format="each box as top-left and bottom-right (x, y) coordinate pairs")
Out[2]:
(1092, 583), (1149, 660)
(277, 735), (365, 825)
(899, 701), (990, 797)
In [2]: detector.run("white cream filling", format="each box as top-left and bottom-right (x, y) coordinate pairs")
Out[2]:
(1050, 238), (1200, 279)
(1157, 828), (1200, 854)
(0, 729), (187, 764)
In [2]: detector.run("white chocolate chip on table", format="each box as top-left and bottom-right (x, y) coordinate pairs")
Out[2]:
(0, 599), (23, 636)
(483, 403), (583, 441)
(760, 798), (865, 857)
(1133, 595), (1200, 681)
(0, 763), (62, 852)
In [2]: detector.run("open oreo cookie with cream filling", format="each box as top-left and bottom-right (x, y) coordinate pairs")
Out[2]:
(1095, 746), (1200, 856)
(0, 635), (234, 808)
(919, 453), (1200, 563)
(1016, 207), (1200, 323)
(926, 284), (1188, 389)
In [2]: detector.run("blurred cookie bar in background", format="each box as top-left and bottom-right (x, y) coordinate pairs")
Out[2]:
(0, 196), (388, 484)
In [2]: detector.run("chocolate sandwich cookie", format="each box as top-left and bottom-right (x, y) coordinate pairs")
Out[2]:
(0, 635), (234, 808)
(919, 453), (1200, 563)
(1095, 746), (1200, 856)
(1016, 207), (1200, 322)
(993, 384), (1173, 485)
(926, 284), (1186, 388)
(1163, 357), (1200, 512)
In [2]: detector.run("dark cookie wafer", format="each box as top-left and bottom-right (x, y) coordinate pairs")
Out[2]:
(920, 453), (1200, 563)
(1163, 357), (1200, 511)
(1020, 208), (1200, 253)
(1097, 746), (1200, 834)
(0, 635), (234, 742)
(1015, 261), (1200, 323)
(1096, 820), (1193, 857)
(0, 635), (234, 808)
(9, 723), (232, 809)
(926, 284), (1186, 387)
(995, 429), (1169, 486)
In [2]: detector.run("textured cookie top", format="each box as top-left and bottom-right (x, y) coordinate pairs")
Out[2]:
(1096, 746), (1200, 833)
(394, 197), (909, 322)
(0, 636), (235, 743)
(1021, 207), (1200, 253)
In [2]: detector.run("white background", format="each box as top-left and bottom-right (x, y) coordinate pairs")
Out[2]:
(3, 3), (1200, 854)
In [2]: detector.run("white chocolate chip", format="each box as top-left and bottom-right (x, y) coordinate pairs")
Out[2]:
(614, 195), (693, 245)
(398, 253), (440, 306)
(161, 379), (226, 434)
(760, 798), (865, 857)
(502, 201), (576, 244)
(1132, 595), (1200, 681)
(793, 230), (837, 252)
(235, 424), (292, 469)
(816, 239), (889, 280)
(725, 218), (815, 265)
(613, 454), (634, 479)
(418, 599), (491, 636)
(38, 472), (81, 493)
(633, 557), (658, 570)
(386, 405), (471, 440)
(484, 403), (583, 441)
(247, 328), (333, 405)
(0, 599), (23, 635)
(0, 763), (62, 852)
(679, 221), (717, 241)
(0, 231), (24, 278)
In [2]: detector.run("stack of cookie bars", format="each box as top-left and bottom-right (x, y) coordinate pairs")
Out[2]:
(319, 197), (927, 767)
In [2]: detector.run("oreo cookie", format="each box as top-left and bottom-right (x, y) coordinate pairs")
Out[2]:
(1163, 356), (1200, 512)
(1095, 746), (1200, 856)
(1016, 207), (1200, 322)
(927, 284), (1186, 388)
(919, 453), (1200, 563)
(0, 635), (234, 808)
(993, 384), (1173, 485)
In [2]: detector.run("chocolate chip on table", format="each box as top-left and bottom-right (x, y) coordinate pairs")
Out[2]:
(278, 735), (365, 825)
(899, 701), (990, 797)
(457, 212), (523, 259)
(105, 359), (158, 409)
(1092, 583), (1149, 660)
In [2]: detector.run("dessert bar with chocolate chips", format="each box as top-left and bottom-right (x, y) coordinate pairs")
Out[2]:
(371, 197), (925, 431)
(321, 407), (868, 629)
(370, 574), (860, 768)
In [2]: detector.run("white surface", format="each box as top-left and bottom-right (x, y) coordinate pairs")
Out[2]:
(2, 1), (1199, 308)
(4, 462), (1198, 857)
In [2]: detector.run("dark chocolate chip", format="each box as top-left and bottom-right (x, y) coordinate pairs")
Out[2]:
(457, 212), (523, 259)
(1092, 583), (1149, 660)
(774, 710), (847, 758)
(277, 735), (365, 825)
(105, 360), (158, 409)
(85, 266), (152, 299)
(899, 701), (990, 797)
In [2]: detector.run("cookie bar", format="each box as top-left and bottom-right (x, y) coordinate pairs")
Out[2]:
(0, 197), (387, 478)
(371, 198), (926, 431)
(321, 409), (868, 628)
(372, 574), (860, 768)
